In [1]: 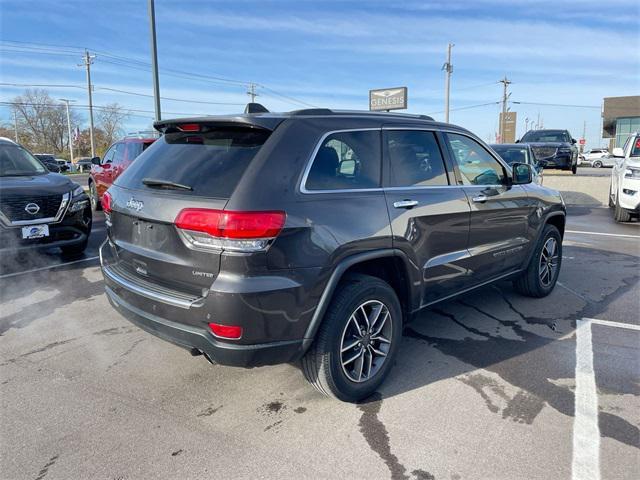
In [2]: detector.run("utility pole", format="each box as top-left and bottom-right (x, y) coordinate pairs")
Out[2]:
(59, 99), (76, 163)
(247, 83), (258, 103)
(148, 0), (161, 121)
(13, 109), (18, 143)
(498, 76), (511, 143)
(443, 43), (454, 123)
(80, 50), (96, 157)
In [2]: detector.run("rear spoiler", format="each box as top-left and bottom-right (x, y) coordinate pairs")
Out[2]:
(154, 115), (284, 134)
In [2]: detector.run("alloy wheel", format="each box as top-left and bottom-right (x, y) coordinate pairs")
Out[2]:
(538, 237), (559, 287)
(339, 300), (393, 383)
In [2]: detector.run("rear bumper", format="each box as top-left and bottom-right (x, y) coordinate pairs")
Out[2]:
(99, 239), (320, 367)
(105, 285), (304, 367)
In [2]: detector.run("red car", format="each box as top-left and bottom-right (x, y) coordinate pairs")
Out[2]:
(88, 133), (158, 211)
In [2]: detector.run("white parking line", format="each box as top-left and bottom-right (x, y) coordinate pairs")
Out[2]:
(572, 317), (639, 480)
(583, 317), (640, 331)
(573, 319), (600, 480)
(565, 230), (640, 239)
(0, 256), (99, 279)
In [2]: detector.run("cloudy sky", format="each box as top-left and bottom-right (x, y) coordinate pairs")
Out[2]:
(1, 0), (638, 147)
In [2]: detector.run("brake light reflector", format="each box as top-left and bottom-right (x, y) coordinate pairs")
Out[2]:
(102, 191), (112, 214)
(174, 209), (286, 252)
(209, 322), (243, 339)
(177, 123), (201, 132)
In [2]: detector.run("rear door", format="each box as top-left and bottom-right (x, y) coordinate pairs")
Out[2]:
(444, 132), (531, 284)
(382, 128), (471, 305)
(107, 125), (272, 294)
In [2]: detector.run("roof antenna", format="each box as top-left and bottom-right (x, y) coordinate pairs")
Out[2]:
(245, 103), (269, 114)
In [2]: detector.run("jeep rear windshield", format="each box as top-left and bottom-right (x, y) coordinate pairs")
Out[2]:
(115, 127), (271, 198)
(521, 131), (570, 143)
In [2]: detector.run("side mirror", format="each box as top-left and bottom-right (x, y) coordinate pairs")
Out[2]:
(612, 147), (625, 158)
(515, 139), (520, 143)
(512, 163), (532, 184)
(571, 138), (577, 144)
(91, 156), (101, 165)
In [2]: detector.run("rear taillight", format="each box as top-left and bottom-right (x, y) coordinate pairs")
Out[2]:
(102, 191), (112, 214)
(175, 209), (286, 252)
(208, 322), (243, 340)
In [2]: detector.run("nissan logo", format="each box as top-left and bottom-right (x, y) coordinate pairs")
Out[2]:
(126, 198), (144, 212)
(25, 203), (40, 215)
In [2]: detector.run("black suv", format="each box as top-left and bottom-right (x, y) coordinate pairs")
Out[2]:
(0, 138), (92, 255)
(519, 129), (578, 174)
(100, 107), (566, 401)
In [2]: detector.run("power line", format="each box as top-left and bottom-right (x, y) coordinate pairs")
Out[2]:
(1, 39), (315, 108)
(427, 101), (499, 115)
(0, 82), (246, 106)
(0, 101), (211, 117)
(511, 101), (600, 109)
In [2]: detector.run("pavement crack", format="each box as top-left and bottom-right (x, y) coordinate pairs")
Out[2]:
(357, 392), (409, 480)
(34, 454), (58, 480)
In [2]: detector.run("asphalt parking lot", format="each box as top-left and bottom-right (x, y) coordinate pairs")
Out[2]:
(1, 169), (638, 479)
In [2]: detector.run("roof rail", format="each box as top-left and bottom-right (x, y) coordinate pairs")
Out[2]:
(290, 108), (334, 116)
(287, 108), (434, 121)
(126, 130), (161, 138)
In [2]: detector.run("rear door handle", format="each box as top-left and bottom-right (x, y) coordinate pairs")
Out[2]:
(472, 194), (487, 203)
(393, 200), (419, 209)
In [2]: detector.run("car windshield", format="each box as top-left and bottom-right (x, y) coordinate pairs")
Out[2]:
(630, 137), (640, 157)
(0, 144), (48, 176)
(491, 146), (530, 165)
(521, 131), (569, 143)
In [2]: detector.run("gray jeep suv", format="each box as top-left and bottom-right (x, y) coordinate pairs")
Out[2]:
(100, 106), (566, 401)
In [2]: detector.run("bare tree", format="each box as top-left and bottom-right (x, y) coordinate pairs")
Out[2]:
(11, 89), (82, 155)
(97, 103), (129, 150)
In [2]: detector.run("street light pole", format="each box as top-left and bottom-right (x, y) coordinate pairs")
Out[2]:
(148, 0), (161, 121)
(59, 99), (76, 164)
(443, 43), (454, 123)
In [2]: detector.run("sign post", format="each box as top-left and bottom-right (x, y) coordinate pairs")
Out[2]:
(369, 87), (408, 112)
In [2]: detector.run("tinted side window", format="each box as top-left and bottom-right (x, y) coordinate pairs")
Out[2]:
(102, 144), (116, 164)
(386, 130), (448, 187)
(447, 133), (505, 186)
(112, 143), (126, 165)
(124, 142), (143, 162)
(305, 130), (380, 190)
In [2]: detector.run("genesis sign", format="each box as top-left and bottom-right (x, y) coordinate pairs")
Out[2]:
(369, 87), (408, 111)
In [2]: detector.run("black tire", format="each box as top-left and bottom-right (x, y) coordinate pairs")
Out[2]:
(593, 160), (602, 168)
(302, 274), (402, 402)
(614, 195), (632, 223)
(89, 181), (102, 211)
(513, 224), (562, 298)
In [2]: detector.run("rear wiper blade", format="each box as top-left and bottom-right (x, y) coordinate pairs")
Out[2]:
(142, 178), (193, 191)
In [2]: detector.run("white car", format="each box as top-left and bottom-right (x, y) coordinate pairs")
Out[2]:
(609, 132), (640, 222)
(584, 148), (614, 168)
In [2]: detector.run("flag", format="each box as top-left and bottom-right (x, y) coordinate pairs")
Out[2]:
(73, 126), (80, 143)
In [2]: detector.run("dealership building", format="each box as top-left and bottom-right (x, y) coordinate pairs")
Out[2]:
(602, 95), (640, 148)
